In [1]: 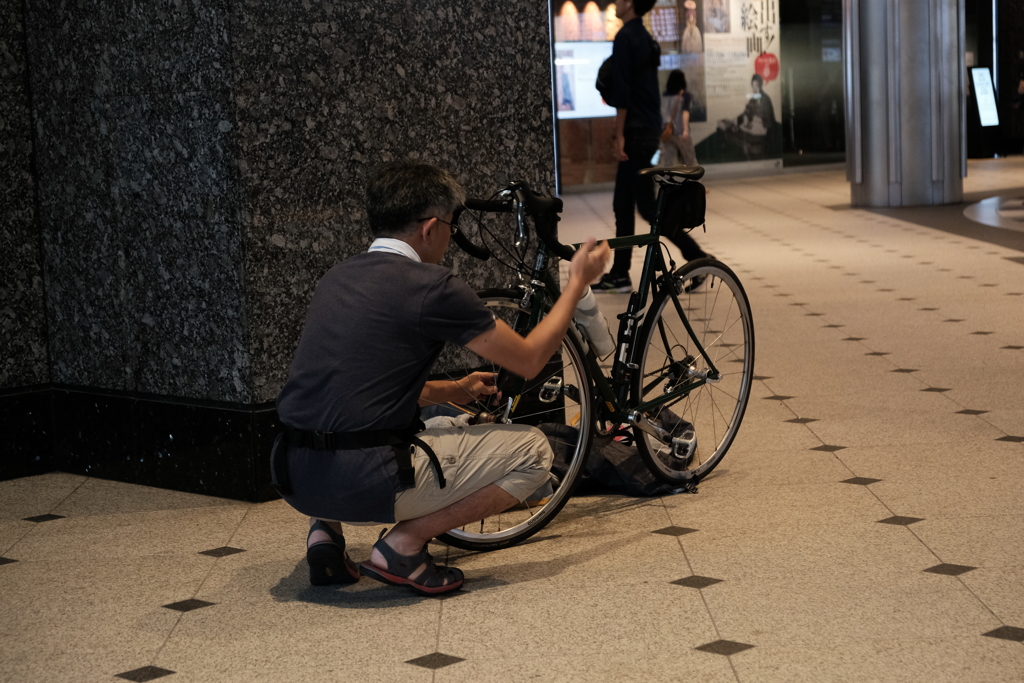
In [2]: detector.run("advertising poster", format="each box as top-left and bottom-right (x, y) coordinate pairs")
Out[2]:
(691, 0), (782, 164)
(553, 0), (781, 184)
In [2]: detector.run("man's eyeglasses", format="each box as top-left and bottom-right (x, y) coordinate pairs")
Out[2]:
(417, 215), (458, 235)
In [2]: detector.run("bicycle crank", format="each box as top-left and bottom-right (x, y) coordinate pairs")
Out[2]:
(627, 411), (698, 466)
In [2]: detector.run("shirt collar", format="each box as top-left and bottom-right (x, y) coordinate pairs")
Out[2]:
(368, 237), (422, 263)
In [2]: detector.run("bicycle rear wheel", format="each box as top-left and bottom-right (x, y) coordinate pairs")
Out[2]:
(433, 289), (594, 551)
(631, 258), (754, 483)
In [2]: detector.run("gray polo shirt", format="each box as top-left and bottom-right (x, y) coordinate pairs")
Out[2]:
(275, 250), (495, 521)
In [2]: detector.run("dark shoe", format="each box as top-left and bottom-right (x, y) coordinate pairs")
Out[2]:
(683, 274), (706, 293)
(359, 529), (464, 596)
(591, 273), (632, 293)
(306, 520), (360, 586)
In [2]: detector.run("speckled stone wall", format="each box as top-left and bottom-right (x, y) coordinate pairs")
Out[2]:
(1, 0), (53, 481)
(25, 0), (250, 403)
(13, 0), (556, 495)
(24, 0), (555, 407)
(1, 0), (48, 391)
(236, 0), (557, 402)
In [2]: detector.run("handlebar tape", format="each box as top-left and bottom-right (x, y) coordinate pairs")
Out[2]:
(512, 186), (574, 261)
(453, 229), (490, 261)
(450, 205), (491, 261)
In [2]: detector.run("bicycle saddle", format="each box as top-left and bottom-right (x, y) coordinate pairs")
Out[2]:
(638, 165), (705, 182)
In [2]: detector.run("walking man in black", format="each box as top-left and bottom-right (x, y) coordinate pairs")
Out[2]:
(593, 0), (709, 293)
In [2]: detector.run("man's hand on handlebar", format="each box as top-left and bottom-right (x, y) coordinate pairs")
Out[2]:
(568, 238), (612, 289)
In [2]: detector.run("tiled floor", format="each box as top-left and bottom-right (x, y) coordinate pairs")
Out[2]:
(4, 159), (1024, 682)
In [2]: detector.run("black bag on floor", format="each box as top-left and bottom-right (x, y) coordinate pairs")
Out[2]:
(539, 423), (695, 497)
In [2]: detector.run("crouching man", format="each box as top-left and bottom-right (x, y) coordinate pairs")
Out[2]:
(273, 160), (610, 595)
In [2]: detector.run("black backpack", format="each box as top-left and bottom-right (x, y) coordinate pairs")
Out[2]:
(595, 57), (615, 103)
(540, 423), (697, 497)
(595, 36), (660, 105)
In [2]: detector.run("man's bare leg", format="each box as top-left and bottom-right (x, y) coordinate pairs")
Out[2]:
(366, 483), (516, 583)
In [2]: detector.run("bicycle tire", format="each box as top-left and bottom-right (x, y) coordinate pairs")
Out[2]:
(631, 259), (754, 483)
(434, 289), (594, 551)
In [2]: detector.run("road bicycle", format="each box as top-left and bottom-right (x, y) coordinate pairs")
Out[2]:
(434, 166), (754, 551)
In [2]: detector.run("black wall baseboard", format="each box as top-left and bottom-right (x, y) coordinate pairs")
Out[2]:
(0, 385), (281, 503)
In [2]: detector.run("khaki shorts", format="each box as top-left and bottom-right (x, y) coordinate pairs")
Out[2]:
(392, 417), (554, 522)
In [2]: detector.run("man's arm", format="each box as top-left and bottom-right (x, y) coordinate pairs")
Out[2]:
(419, 372), (498, 408)
(465, 239), (610, 379)
(614, 108), (629, 161)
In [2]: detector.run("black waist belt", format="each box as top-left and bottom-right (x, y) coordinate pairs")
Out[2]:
(275, 425), (446, 496)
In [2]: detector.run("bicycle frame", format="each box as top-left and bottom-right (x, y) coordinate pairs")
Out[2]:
(521, 229), (722, 427)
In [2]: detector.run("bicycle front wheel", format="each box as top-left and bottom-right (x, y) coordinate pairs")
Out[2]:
(631, 258), (754, 483)
(434, 289), (594, 552)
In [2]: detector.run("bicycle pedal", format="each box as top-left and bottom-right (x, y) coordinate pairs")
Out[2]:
(538, 377), (563, 403)
(671, 427), (697, 466)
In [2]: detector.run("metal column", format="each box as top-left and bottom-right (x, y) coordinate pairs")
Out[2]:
(843, 0), (965, 207)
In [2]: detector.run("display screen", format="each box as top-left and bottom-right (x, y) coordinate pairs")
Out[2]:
(554, 41), (616, 119)
(971, 67), (999, 127)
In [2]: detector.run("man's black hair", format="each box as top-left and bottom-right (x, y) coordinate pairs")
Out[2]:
(751, 73), (764, 87)
(365, 160), (466, 237)
(634, 0), (657, 16)
(665, 69), (687, 95)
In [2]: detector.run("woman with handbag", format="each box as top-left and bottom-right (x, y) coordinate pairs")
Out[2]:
(659, 69), (698, 167)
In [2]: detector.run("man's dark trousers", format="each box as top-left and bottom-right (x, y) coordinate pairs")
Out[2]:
(611, 129), (707, 277)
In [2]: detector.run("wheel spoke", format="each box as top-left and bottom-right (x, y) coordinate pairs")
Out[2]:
(631, 262), (754, 484)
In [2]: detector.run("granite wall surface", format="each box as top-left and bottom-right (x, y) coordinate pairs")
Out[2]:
(1, 0), (48, 390)
(234, 0), (558, 402)
(1, 0), (52, 480)
(24, 0), (555, 407)
(11, 0), (557, 496)
(25, 0), (250, 403)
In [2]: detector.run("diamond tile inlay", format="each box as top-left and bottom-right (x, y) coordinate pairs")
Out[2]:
(924, 563), (976, 576)
(865, 351), (891, 356)
(982, 626), (1024, 642)
(891, 368), (918, 373)
(764, 395), (794, 401)
(653, 526), (698, 536)
(199, 547), (246, 557)
(956, 409), (989, 415)
(878, 516), (924, 526)
(1002, 345), (1024, 350)
(23, 514), (65, 523)
(996, 436), (1024, 443)
(811, 445), (846, 452)
(695, 640), (755, 656)
(841, 477), (881, 485)
(970, 331), (994, 335)
(919, 307), (939, 311)
(823, 324), (844, 328)
(786, 417), (818, 424)
(921, 387), (951, 393)
(843, 337), (866, 341)
(943, 319), (965, 323)
(406, 653), (465, 669)
(752, 375), (773, 380)
(0, 557), (17, 566)
(163, 599), (216, 612)
(115, 666), (176, 682)
(672, 575), (723, 589)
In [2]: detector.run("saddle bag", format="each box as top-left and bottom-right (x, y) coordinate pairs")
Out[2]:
(657, 180), (706, 238)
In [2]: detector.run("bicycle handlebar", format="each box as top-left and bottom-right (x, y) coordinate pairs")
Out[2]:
(459, 181), (575, 262)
